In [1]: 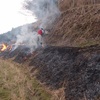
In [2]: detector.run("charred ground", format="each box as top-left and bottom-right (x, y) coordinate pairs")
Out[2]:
(23, 45), (100, 100)
(0, 45), (100, 100)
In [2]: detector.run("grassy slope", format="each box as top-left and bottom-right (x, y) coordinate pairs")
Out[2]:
(47, 1), (100, 47)
(0, 59), (51, 100)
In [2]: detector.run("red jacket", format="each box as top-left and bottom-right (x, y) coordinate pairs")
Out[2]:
(38, 29), (43, 35)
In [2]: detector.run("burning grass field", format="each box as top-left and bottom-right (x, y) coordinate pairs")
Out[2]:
(0, 59), (52, 100)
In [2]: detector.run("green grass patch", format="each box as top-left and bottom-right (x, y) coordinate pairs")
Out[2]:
(77, 40), (100, 47)
(0, 88), (10, 100)
(0, 59), (52, 100)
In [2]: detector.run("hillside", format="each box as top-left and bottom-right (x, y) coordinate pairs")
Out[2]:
(46, 0), (100, 47)
(0, 22), (40, 44)
(0, 0), (100, 100)
(0, 45), (100, 100)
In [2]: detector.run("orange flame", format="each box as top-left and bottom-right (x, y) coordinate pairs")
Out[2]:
(1, 44), (7, 52)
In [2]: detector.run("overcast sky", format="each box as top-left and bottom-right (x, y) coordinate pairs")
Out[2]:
(0, 0), (36, 34)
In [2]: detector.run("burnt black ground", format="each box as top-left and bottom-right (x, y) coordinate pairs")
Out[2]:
(0, 45), (100, 100)
(29, 45), (100, 100)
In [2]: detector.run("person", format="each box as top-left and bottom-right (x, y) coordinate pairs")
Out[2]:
(37, 28), (45, 47)
(38, 28), (45, 36)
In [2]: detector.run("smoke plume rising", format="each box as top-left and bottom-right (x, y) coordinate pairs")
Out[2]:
(13, 25), (40, 53)
(14, 0), (60, 53)
(24, 0), (60, 28)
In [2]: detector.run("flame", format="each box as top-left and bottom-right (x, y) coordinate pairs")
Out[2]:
(1, 43), (7, 52)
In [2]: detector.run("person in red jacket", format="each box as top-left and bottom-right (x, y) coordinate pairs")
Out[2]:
(38, 28), (45, 36)
(38, 29), (42, 35)
(37, 28), (45, 47)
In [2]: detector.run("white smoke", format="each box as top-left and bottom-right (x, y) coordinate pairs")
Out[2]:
(14, 0), (60, 53)
(24, 0), (60, 28)
(14, 25), (40, 53)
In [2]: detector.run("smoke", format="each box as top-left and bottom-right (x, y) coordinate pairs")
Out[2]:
(24, 0), (60, 28)
(13, 25), (40, 53)
(13, 0), (60, 53)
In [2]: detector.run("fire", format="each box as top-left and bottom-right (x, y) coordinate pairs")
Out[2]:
(1, 43), (8, 52)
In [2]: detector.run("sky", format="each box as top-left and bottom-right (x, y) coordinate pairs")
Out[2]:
(0, 0), (37, 34)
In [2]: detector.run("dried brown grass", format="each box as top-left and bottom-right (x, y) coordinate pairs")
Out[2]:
(47, 3), (100, 47)
(59, 0), (100, 11)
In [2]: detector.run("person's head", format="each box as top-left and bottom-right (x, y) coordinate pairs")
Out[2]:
(41, 28), (43, 30)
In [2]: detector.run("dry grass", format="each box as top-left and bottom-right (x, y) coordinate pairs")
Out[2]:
(47, 3), (100, 47)
(0, 59), (65, 100)
(0, 59), (52, 100)
(51, 88), (65, 100)
(59, 0), (100, 11)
